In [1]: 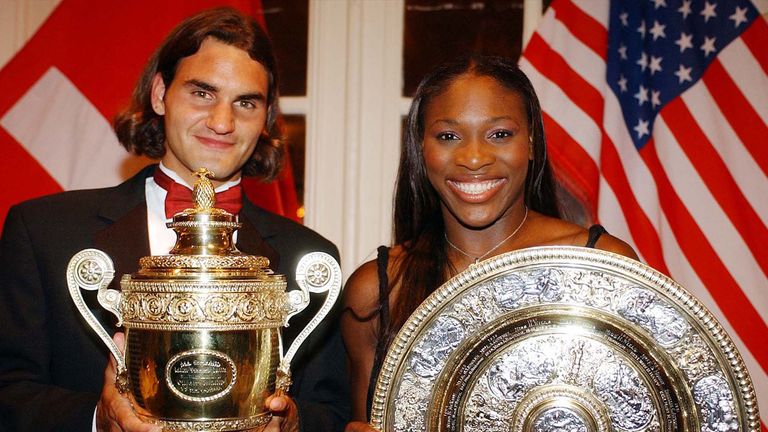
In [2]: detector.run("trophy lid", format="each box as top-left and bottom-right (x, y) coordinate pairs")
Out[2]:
(131, 168), (275, 280)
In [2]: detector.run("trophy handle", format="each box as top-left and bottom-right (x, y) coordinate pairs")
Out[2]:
(66, 249), (126, 375)
(276, 252), (343, 392)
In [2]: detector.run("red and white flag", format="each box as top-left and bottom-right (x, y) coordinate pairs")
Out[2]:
(521, 0), (767, 424)
(0, 0), (299, 228)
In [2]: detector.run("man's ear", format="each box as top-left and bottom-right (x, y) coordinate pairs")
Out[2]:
(150, 73), (166, 115)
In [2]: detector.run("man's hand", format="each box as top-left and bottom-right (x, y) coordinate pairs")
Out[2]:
(262, 393), (299, 432)
(95, 332), (161, 432)
(345, 421), (379, 432)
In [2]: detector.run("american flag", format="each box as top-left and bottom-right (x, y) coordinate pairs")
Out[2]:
(521, 0), (767, 425)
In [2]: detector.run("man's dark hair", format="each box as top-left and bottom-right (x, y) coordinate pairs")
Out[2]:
(114, 7), (283, 180)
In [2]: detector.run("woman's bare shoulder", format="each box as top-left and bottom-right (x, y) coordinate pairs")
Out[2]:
(344, 259), (380, 313)
(527, 213), (639, 260)
(591, 232), (639, 260)
(343, 245), (407, 312)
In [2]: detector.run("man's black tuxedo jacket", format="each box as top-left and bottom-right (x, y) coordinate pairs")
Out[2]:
(0, 166), (349, 431)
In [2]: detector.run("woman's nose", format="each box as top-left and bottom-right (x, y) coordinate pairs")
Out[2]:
(455, 138), (494, 170)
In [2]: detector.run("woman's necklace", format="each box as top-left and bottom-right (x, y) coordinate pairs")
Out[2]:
(445, 207), (529, 265)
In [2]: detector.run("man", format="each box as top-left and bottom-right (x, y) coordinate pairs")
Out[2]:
(0, 8), (349, 431)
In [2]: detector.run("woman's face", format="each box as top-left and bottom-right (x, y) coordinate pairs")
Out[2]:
(423, 73), (531, 229)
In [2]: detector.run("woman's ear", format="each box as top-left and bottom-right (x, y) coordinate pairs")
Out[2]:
(150, 73), (166, 115)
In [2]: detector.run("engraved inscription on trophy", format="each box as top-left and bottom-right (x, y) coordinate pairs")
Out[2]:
(166, 350), (237, 402)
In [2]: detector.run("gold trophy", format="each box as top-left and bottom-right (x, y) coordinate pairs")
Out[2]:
(66, 168), (342, 431)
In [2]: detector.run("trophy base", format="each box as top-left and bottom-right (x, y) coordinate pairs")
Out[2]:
(140, 413), (271, 432)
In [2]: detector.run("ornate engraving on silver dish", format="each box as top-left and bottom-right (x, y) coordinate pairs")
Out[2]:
(370, 247), (760, 432)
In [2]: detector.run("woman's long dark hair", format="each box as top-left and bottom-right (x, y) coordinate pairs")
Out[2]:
(113, 7), (284, 180)
(380, 55), (560, 355)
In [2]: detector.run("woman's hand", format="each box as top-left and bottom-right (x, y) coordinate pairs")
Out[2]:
(262, 393), (299, 432)
(95, 332), (161, 432)
(345, 421), (379, 432)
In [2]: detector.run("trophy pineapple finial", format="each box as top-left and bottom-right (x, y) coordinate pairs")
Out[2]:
(192, 168), (216, 211)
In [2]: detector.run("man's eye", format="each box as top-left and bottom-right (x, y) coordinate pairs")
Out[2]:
(437, 132), (459, 140)
(238, 100), (256, 109)
(192, 90), (212, 99)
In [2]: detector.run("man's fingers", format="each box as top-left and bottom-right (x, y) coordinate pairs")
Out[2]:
(267, 395), (289, 412)
(113, 332), (126, 353)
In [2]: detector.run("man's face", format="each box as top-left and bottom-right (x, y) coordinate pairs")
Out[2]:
(151, 37), (269, 187)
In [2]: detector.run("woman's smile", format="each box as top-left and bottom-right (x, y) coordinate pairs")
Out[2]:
(447, 178), (507, 202)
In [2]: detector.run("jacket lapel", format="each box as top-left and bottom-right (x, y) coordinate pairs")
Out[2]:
(94, 203), (150, 281)
(237, 207), (280, 271)
(93, 166), (154, 283)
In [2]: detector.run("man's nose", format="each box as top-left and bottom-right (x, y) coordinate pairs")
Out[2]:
(207, 103), (235, 134)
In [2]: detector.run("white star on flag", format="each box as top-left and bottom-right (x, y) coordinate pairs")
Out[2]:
(701, 1), (717, 23)
(730, 6), (749, 27)
(675, 32), (693, 52)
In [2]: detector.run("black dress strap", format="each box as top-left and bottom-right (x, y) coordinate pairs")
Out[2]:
(366, 246), (390, 418)
(585, 224), (607, 248)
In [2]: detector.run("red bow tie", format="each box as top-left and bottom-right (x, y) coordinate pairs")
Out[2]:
(153, 168), (243, 218)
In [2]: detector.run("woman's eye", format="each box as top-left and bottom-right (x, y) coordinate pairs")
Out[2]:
(437, 132), (459, 141)
(489, 130), (512, 139)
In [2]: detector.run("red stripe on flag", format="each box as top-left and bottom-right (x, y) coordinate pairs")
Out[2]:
(640, 142), (768, 374)
(741, 17), (768, 74)
(525, 35), (605, 126)
(661, 98), (768, 277)
(597, 137), (669, 274)
(702, 60), (768, 176)
(552, 0), (607, 60)
(542, 113), (599, 214)
(0, 130), (61, 228)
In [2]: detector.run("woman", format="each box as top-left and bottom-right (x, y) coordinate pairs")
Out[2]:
(341, 56), (638, 431)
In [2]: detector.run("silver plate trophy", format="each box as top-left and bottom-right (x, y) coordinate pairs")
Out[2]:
(370, 247), (760, 432)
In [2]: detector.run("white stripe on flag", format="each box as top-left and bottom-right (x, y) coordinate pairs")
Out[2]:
(718, 37), (768, 125)
(519, 59), (601, 166)
(538, 6), (605, 91)
(0, 67), (131, 190)
(750, 0), (768, 15)
(571, 0), (608, 28)
(682, 84), (768, 225)
(653, 115), (768, 320)
(601, 91), (662, 229)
